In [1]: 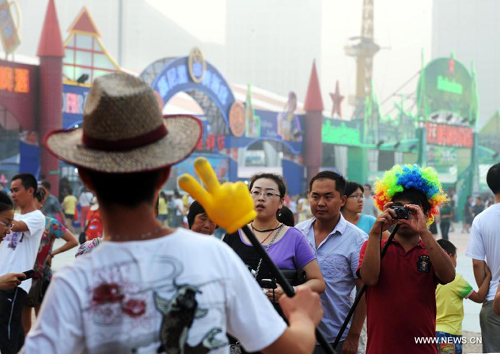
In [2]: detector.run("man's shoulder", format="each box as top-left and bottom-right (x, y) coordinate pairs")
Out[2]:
(295, 218), (314, 233)
(474, 204), (499, 221)
(95, 230), (229, 259)
(58, 230), (238, 286)
(17, 209), (45, 222)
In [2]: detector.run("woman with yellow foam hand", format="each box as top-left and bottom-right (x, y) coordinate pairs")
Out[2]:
(222, 173), (325, 305)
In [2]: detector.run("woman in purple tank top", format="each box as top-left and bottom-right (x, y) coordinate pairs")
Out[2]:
(223, 173), (325, 353)
(223, 173), (324, 303)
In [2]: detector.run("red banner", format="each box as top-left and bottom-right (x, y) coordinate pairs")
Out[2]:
(195, 134), (225, 152)
(425, 122), (473, 148)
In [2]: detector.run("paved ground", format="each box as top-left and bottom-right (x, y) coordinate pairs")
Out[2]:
(435, 223), (485, 353)
(49, 223), (488, 353)
(445, 224), (481, 333)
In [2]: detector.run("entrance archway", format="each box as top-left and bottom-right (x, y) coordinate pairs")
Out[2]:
(140, 54), (236, 135)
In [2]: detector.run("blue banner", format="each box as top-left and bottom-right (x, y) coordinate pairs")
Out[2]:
(62, 84), (89, 129)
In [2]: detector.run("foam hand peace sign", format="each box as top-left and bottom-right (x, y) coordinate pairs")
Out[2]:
(178, 157), (257, 233)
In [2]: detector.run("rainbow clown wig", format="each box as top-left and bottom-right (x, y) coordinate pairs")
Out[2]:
(374, 164), (448, 225)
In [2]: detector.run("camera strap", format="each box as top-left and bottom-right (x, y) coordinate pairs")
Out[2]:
(253, 224), (284, 279)
(332, 223), (401, 349)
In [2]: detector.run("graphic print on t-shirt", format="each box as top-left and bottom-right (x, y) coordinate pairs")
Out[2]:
(417, 255), (431, 273)
(85, 255), (226, 353)
(5, 231), (23, 250)
(154, 285), (226, 353)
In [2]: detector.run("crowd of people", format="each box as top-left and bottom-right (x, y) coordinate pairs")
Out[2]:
(0, 72), (498, 353)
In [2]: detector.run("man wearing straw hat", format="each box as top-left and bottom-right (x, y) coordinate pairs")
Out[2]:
(22, 72), (322, 354)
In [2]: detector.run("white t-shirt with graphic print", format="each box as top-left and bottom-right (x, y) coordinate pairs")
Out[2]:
(0, 210), (45, 293)
(22, 229), (287, 354)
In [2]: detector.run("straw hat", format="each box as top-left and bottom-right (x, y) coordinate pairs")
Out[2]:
(45, 72), (202, 173)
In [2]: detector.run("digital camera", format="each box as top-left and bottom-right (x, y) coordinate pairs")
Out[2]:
(390, 205), (409, 220)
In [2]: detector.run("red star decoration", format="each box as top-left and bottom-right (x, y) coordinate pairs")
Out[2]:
(448, 57), (455, 74)
(330, 81), (344, 118)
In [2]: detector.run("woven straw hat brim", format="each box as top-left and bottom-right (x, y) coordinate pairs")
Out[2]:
(45, 116), (202, 173)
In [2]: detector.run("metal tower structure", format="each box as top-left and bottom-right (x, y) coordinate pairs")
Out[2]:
(345, 0), (380, 122)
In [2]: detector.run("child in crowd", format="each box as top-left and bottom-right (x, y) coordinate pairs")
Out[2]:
(436, 239), (491, 354)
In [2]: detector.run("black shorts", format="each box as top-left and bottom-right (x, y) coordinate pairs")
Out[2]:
(65, 213), (74, 220)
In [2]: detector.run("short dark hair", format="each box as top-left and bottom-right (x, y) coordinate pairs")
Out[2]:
(81, 168), (165, 209)
(487, 163), (500, 194)
(392, 188), (431, 215)
(41, 181), (51, 191)
(437, 239), (457, 256)
(277, 206), (294, 226)
(0, 191), (14, 213)
(345, 181), (364, 197)
(309, 170), (346, 196)
(187, 201), (206, 229)
(12, 173), (37, 194)
(249, 173), (287, 198)
(364, 183), (372, 191)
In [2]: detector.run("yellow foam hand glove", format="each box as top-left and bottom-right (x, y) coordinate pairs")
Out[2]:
(178, 157), (257, 233)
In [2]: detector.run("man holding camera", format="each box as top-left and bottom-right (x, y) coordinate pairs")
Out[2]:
(358, 165), (455, 354)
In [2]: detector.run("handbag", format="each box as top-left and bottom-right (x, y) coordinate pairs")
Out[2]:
(280, 268), (306, 286)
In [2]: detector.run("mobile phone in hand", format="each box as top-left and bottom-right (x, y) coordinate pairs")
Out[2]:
(21, 270), (34, 281)
(260, 279), (277, 289)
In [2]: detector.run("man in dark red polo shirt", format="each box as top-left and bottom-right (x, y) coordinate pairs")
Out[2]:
(357, 165), (456, 354)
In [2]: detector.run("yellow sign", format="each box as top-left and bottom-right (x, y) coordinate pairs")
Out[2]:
(188, 47), (206, 84)
(0, 66), (29, 93)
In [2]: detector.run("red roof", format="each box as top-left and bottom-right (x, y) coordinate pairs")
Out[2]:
(37, 0), (64, 57)
(304, 60), (324, 111)
(68, 7), (101, 37)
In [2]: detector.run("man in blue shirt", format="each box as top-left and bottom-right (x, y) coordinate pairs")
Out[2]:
(296, 171), (367, 354)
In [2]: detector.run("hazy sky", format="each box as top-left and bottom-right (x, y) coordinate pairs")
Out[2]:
(16, 0), (432, 119)
(145, 0), (433, 117)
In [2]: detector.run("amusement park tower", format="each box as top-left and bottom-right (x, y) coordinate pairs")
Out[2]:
(344, 0), (380, 121)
